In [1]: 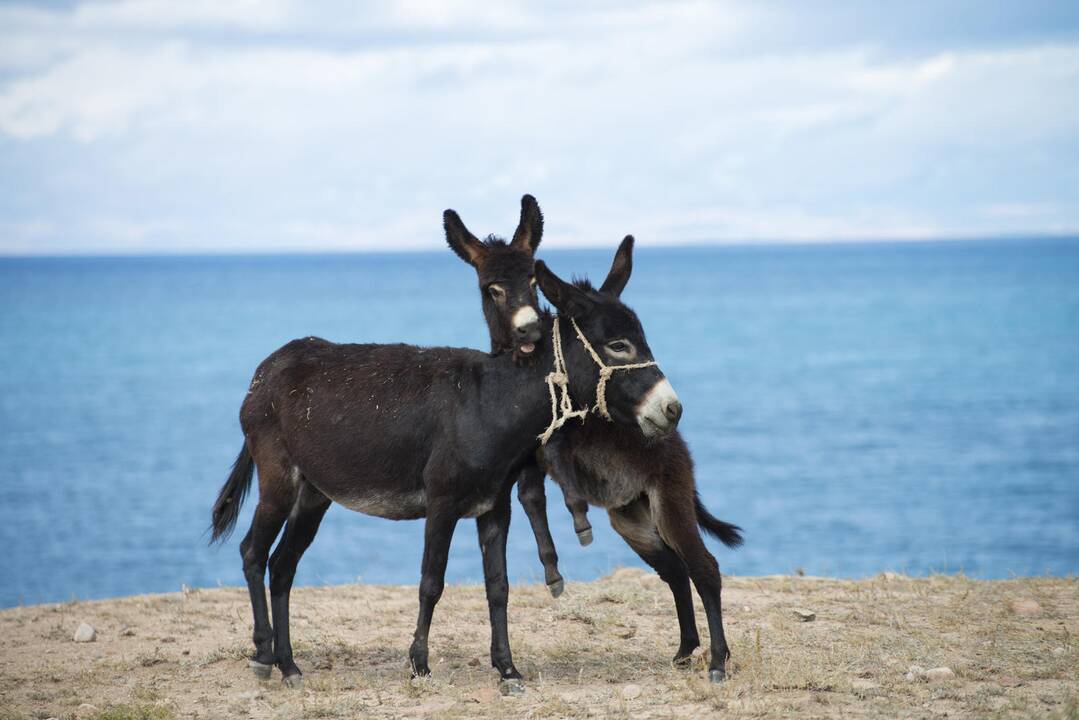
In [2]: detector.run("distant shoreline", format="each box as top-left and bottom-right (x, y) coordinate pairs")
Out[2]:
(1, 233), (1077, 260)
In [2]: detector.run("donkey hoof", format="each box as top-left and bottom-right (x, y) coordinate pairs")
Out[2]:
(576, 528), (593, 546)
(708, 668), (726, 683)
(248, 660), (273, 680)
(547, 578), (565, 598)
(283, 673), (304, 690)
(499, 678), (525, 696)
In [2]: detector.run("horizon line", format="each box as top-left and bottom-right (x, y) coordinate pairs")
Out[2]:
(1, 232), (1077, 260)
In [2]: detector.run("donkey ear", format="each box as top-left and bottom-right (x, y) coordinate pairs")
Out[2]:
(535, 260), (594, 318)
(444, 209), (487, 266)
(510, 194), (544, 252)
(599, 235), (634, 297)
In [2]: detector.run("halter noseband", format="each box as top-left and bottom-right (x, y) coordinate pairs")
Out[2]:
(538, 316), (657, 446)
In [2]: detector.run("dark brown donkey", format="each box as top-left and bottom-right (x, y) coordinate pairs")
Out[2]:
(446, 215), (742, 683)
(209, 207), (684, 691)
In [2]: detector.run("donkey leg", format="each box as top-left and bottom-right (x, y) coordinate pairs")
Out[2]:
(564, 489), (593, 546)
(239, 457), (295, 677)
(477, 489), (524, 686)
(409, 503), (459, 677)
(515, 464), (565, 596)
(267, 480), (331, 687)
(542, 434), (593, 545)
(651, 490), (730, 682)
(608, 498), (700, 664)
(239, 502), (290, 676)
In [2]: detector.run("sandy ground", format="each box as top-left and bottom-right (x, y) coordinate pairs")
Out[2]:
(1, 571), (1076, 719)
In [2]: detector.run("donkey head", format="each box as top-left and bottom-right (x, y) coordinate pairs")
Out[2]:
(535, 236), (683, 438)
(445, 194), (543, 360)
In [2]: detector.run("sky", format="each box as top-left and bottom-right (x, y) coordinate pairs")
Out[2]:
(1, 1), (1078, 254)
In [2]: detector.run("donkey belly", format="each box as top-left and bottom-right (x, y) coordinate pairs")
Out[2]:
(321, 483), (427, 520)
(567, 444), (648, 509)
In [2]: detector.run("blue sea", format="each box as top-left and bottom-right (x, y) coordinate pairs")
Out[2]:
(1, 239), (1078, 608)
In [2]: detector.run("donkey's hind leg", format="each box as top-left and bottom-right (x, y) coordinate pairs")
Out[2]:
(268, 478), (331, 687)
(651, 488), (730, 682)
(239, 453), (295, 678)
(608, 497), (700, 664)
(515, 463), (565, 596)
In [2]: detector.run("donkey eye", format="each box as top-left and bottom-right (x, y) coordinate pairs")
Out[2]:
(487, 284), (506, 300)
(607, 341), (629, 353)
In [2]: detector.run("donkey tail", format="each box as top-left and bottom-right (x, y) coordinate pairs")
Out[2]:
(695, 491), (744, 549)
(210, 443), (255, 545)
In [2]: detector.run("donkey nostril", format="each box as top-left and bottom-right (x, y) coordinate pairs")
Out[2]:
(515, 325), (529, 337)
(664, 399), (683, 423)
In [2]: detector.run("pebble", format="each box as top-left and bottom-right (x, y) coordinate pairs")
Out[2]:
(73, 622), (96, 643)
(622, 684), (642, 700)
(74, 704), (99, 719)
(924, 667), (955, 682)
(1051, 646), (1066, 657)
(905, 665), (926, 681)
(1010, 598), (1042, 616)
(997, 675), (1022, 687)
(792, 608), (816, 622)
(119, 625), (136, 637)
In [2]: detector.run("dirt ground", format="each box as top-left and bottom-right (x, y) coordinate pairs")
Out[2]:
(1, 571), (1075, 719)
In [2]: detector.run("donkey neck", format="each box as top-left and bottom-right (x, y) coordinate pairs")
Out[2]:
(479, 312), (594, 444)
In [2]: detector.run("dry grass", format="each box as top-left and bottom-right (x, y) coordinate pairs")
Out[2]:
(0, 571), (1075, 719)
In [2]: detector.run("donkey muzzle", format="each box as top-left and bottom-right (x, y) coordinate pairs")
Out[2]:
(636, 377), (681, 437)
(512, 306), (541, 354)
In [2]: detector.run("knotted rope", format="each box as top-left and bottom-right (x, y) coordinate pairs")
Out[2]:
(537, 316), (657, 445)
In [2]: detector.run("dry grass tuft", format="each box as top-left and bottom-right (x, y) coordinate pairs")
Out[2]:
(0, 573), (1075, 718)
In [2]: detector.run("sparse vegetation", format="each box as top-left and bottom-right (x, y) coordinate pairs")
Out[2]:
(1, 571), (1075, 718)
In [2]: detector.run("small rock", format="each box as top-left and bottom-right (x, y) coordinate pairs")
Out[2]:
(468, 657), (481, 667)
(905, 665), (926, 681)
(499, 678), (525, 696)
(622, 684), (642, 700)
(924, 667), (955, 682)
(119, 625), (135, 637)
(74, 704), (99, 719)
(881, 571), (904, 580)
(615, 625), (637, 640)
(792, 608), (816, 622)
(851, 679), (882, 697)
(470, 687), (500, 704)
(1051, 646), (1066, 657)
(1010, 598), (1041, 616)
(73, 622), (96, 643)
(997, 675), (1022, 687)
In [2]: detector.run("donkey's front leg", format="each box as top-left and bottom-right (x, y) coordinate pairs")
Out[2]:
(515, 463), (565, 596)
(409, 503), (459, 677)
(477, 489), (524, 689)
(541, 433), (593, 545)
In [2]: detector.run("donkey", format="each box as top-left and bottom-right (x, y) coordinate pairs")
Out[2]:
(209, 209), (684, 690)
(446, 216), (742, 683)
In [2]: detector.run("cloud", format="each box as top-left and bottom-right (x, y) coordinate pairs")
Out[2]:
(0, 1), (1077, 253)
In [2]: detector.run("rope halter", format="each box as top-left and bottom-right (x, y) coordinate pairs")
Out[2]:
(537, 316), (657, 446)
